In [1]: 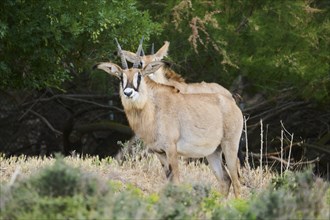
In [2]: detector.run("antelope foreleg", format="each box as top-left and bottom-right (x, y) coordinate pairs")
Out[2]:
(155, 152), (169, 176)
(166, 144), (179, 184)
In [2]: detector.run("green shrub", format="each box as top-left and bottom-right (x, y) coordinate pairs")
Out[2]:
(0, 158), (157, 220)
(245, 170), (329, 220)
(108, 190), (151, 220)
(0, 182), (40, 220)
(1, 158), (328, 220)
(30, 158), (108, 198)
(0, 158), (109, 219)
(16, 195), (90, 220)
(154, 183), (211, 220)
(32, 159), (81, 197)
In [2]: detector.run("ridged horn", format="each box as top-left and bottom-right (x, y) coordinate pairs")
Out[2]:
(151, 43), (154, 55)
(115, 38), (128, 69)
(133, 36), (144, 68)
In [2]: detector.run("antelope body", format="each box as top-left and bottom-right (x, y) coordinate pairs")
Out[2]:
(122, 41), (234, 99)
(95, 39), (243, 197)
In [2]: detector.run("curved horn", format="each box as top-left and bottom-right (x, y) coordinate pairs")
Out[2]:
(141, 48), (145, 56)
(133, 36), (144, 68)
(115, 38), (128, 69)
(151, 43), (155, 55)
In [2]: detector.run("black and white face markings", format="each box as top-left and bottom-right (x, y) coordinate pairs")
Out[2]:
(121, 71), (142, 99)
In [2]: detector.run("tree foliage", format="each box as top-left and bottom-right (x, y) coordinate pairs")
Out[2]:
(138, 0), (330, 103)
(0, 0), (160, 89)
(1, 0), (329, 102)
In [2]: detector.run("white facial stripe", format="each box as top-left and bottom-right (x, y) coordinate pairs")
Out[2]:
(133, 72), (139, 89)
(122, 73), (128, 89)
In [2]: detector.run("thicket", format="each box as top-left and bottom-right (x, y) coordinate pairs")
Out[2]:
(0, 158), (329, 219)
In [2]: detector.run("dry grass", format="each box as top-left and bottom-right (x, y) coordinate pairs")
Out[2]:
(0, 152), (275, 199)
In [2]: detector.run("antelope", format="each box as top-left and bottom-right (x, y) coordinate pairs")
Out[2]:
(122, 41), (234, 99)
(94, 39), (243, 197)
(123, 40), (243, 172)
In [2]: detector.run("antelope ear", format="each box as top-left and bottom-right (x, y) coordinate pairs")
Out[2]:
(142, 61), (164, 75)
(122, 50), (140, 64)
(154, 41), (170, 61)
(93, 62), (122, 79)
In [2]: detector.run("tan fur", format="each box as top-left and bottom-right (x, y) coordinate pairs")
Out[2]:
(155, 65), (234, 99)
(122, 41), (234, 100)
(95, 62), (243, 198)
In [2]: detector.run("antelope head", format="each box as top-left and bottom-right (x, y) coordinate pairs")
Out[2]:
(122, 41), (170, 68)
(94, 38), (163, 107)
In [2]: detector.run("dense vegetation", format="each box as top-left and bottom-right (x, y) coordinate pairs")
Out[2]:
(142, 0), (330, 103)
(0, 0), (160, 89)
(0, 156), (329, 219)
(1, 0), (329, 100)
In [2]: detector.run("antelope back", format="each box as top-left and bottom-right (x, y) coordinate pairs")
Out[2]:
(122, 42), (234, 99)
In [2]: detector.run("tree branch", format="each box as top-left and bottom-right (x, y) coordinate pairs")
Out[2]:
(249, 152), (320, 166)
(21, 94), (124, 112)
(28, 110), (63, 135)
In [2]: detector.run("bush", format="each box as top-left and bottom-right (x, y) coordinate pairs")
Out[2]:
(244, 170), (329, 220)
(154, 183), (211, 220)
(211, 198), (249, 220)
(107, 189), (151, 220)
(0, 158), (109, 219)
(0, 158), (156, 220)
(0, 158), (328, 220)
(30, 158), (108, 198)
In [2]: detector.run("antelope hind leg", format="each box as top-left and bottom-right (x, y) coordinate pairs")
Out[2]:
(222, 140), (241, 198)
(206, 150), (231, 197)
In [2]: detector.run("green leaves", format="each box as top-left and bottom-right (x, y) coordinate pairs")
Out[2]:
(234, 0), (330, 102)
(1, 0), (329, 103)
(0, 0), (161, 90)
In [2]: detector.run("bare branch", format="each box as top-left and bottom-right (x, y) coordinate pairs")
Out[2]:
(250, 152), (320, 166)
(19, 90), (48, 121)
(28, 110), (63, 135)
(21, 94), (124, 112)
